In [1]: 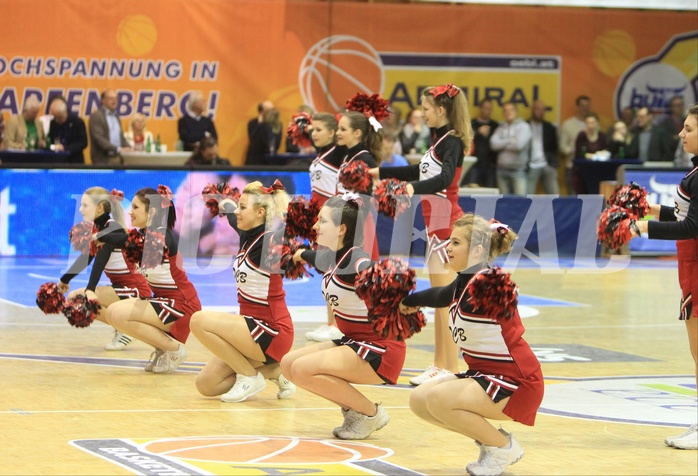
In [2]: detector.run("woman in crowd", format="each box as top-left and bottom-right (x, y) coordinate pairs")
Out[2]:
(574, 112), (607, 159)
(190, 180), (296, 403)
(281, 195), (405, 440)
(58, 186), (150, 350)
(370, 84), (473, 386)
(630, 104), (698, 450)
(105, 186), (201, 374)
(399, 108), (431, 155)
(124, 113), (153, 151)
(401, 213), (543, 476)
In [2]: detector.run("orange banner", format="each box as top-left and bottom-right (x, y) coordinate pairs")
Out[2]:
(0, 0), (695, 164)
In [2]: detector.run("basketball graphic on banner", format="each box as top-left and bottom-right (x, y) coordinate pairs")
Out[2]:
(592, 29), (636, 77)
(117, 15), (158, 56)
(299, 35), (385, 113)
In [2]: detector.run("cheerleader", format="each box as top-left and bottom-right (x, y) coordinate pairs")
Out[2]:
(190, 180), (296, 403)
(281, 194), (406, 440)
(629, 104), (698, 450)
(401, 214), (543, 476)
(370, 84), (473, 386)
(104, 186), (201, 373)
(336, 110), (381, 194)
(57, 187), (150, 349)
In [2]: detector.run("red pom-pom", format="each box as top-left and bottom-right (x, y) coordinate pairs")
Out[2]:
(608, 181), (650, 218)
(286, 112), (313, 148)
(373, 179), (411, 219)
(123, 229), (145, 266)
(36, 282), (66, 314)
(62, 294), (100, 328)
(356, 258), (426, 340)
(266, 238), (312, 280)
(345, 93), (391, 121)
(466, 267), (519, 321)
(69, 221), (98, 256)
(285, 196), (321, 241)
(597, 205), (636, 250)
(142, 230), (169, 269)
(201, 183), (241, 218)
(339, 160), (372, 194)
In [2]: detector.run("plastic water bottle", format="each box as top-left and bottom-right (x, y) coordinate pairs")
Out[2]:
(175, 139), (184, 152)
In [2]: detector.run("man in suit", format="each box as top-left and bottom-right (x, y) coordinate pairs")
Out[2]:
(48, 97), (88, 164)
(631, 107), (673, 162)
(527, 100), (559, 194)
(3, 95), (45, 150)
(178, 91), (217, 152)
(89, 89), (131, 165)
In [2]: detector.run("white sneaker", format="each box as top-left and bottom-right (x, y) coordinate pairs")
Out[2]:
(305, 324), (343, 342)
(221, 372), (267, 402)
(336, 404), (389, 440)
(270, 374), (296, 399)
(333, 408), (361, 437)
(465, 441), (487, 474)
(466, 429), (524, 476)
(152, 344), (187, 374)
(144, 349), (164, 372)
(409, 365), (453, 386)
(665, 424), (698, 450)
(105, 331), (133, 351)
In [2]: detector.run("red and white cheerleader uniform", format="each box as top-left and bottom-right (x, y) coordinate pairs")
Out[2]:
(379, 125), (465, 262)
(648, 155), (698, 320)
(224, 202), (294, 363)
(309, 144), (345, 207)
(61, 213), (151, 298)
(300, 245), (406, 384)
(403, 265), (544, 426)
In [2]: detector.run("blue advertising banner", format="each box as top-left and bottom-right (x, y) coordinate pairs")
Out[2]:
(623, 166), (686, 254)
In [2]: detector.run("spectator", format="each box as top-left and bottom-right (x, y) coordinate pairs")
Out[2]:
(490, 102), (531, 196)
(559, 95), (591, 194)
(89, 89), (131, 165)
(47, 96), (88, 164)
(380, 134), (409, 167)
(285, 104), (316, 154)
(574, 113), (607, 159)
(245, 100), (275, 166)
(607, 121), (637, 159)
(3, 95), (45, 150)
(399, 108), (431, 155)
(607, 105), (635, 139)
(265, 107), (283, 156)
(185, 137), (231, 166)
(631, 107), (673, 162)
(527, 100), (559, 194)
(178, 91), (218, 152)
(124, 113), (154, 151)
(381, 104), (404, 152)
(464, 98), (498, 187)
(660, 96), (686, 154)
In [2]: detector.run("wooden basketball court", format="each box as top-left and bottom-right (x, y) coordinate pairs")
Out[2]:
(1, 258), (696, 475)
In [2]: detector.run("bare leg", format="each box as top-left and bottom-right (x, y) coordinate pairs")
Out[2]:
(105, 299), (177, 351)
(68, 286), (121, 323)
(686, 317), (698, 390)
(428, 253), (458, 373)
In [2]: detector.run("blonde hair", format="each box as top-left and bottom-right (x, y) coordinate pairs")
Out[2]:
(84, 186), (127, 229)
(422, 86), (473, 152)
(242, 181), (290, 229)
(453, 213), (517, 261)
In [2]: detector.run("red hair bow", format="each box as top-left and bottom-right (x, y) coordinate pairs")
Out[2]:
(157, 184), (173, 208)
(432, 84), (460, 99)
(109, 189), (124, 202)
(260, 179), (285, 194)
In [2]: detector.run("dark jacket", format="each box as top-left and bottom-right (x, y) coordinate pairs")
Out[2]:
(48, 114), (88, 164)
(528, 119), (558, 168)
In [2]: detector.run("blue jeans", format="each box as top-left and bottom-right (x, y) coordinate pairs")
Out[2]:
(527, 165), (560, 194)
(496, 168), (527, 195)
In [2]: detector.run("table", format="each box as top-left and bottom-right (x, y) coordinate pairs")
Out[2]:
(572, 158), (641, 194)
(0, 149), (70, 164)
(121, 151), (191, 166)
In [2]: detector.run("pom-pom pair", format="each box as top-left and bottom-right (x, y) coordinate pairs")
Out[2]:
(339, 160), (373, 194)
(466, 267), (519, 321)
(345, 93), (391, 121)
(285, 196), (321, 241)
(265, 237), (312, 280)
(36, 282), (66, 314)
(123, 229), (169, 269)
(69, 221), (98, 256)
(356, 258), (426, 341)
(608, 182), (650, 218)
(201, 183), (241, 218)
(286, 112), (313, 149)
(597, 205), (636, 250)
(373, 179), (411, 219)
(62, 294), (100, 328)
